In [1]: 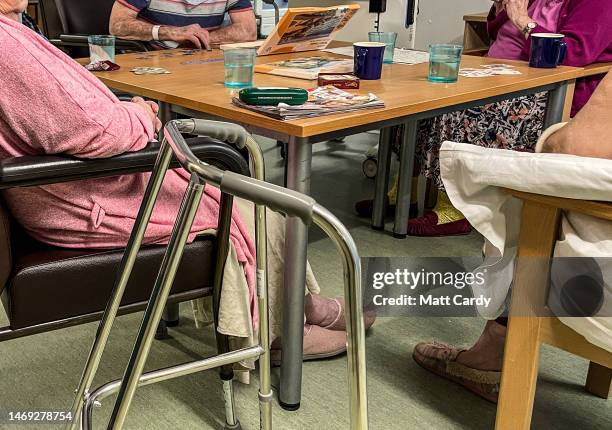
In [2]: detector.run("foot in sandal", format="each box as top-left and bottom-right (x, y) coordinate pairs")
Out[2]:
(412, 320), (507, 403)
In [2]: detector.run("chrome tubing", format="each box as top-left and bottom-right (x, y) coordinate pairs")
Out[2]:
(83, 119), (367, 429)
(107, 175), (205, 430)
(66, 142), (173, 430)
(168, 119), (368, 428)
(175, 119), (273, 429)
(312, 204), (368, 430)
(81, 346), (264, 430)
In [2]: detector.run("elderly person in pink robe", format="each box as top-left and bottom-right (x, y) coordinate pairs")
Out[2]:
(0, 0), (374, 362)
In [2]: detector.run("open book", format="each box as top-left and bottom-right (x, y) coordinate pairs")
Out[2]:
(254, 56), (354, 80)
(256, 4), (359, 56)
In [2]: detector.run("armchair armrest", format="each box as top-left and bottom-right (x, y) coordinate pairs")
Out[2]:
(53, 35), (148, 52)
(0, 137), (250, 190)
(504, 189), (612, 222)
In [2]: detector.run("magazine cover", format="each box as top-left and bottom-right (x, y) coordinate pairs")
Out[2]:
(257, 4), (360, 56)
(254, 56), (354, 80)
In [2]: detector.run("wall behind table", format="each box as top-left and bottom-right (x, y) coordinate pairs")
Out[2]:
(288, 0), (492, 50)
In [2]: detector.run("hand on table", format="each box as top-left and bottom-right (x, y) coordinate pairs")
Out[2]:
(159, 24), (211, 49)
(503, 0), (533, 33)
(131, 97), (162, 132)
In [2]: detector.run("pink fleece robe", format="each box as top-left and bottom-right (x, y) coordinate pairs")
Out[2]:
(0, 15), (257, 323)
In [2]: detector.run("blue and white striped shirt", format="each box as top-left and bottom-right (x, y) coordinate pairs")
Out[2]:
(119, 0), (253, 30)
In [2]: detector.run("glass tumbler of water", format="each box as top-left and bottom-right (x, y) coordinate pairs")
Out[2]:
(88, 35), (116, 63)
(428, 44), (463, 83)
(224, 48), (257, 88)
(368, 32), (398, 64)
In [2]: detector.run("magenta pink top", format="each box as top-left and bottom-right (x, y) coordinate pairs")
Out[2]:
(488, 0), (565, 60)
(487, 0), (612, 117)
(0, 15), (258, 323)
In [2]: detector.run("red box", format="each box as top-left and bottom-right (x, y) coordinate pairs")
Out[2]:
(317, 73), (360, 89)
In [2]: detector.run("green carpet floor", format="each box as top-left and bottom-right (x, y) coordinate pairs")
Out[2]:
(0, 136), (610, 429)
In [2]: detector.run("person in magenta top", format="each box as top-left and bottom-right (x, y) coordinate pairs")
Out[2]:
(0, 0), (374, 363)
(488, 0), (612, 116)
(354, 0), (612, 238)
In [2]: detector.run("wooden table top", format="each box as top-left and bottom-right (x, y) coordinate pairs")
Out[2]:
(89, 49), (582, 138)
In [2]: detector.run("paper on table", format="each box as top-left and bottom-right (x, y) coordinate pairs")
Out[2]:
(393, 49), (430, 65)
(322, 46), (430, 65)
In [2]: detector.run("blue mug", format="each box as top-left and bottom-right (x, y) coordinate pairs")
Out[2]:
(529, 33), (567, 68)
(354, 42), (386, 80)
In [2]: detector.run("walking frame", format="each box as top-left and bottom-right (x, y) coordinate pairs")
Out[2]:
(64, 119), (369, 430)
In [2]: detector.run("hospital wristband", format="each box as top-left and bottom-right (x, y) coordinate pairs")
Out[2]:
(152, 25), (161, 41)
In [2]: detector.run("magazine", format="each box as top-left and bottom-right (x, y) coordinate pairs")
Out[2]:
(232, 86), (384, 120)
(254, 56), (354, 80)
(256, 4), (360, 56)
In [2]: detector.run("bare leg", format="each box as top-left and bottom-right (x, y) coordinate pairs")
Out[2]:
(456, 320), (507, 371)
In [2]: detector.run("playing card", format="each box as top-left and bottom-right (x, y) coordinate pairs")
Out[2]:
(130, 67), (171, 75)
(482, 63), (516, 69)
(181, 58), (224, 65)
(459, 68), (494, 78)
(489, 68), (522, 75)
(459, 65), (522, 77)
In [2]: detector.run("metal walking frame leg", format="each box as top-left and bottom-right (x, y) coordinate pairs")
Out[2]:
(212, 192), (242, 430)
(65, 143), (173, 430)
(312, 206), (368, 429)
(107, 173), (205, 429)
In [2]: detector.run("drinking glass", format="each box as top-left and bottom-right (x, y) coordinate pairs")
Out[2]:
(223, 48), (257, 88)
(88, 35), (116, 63)
(368, 32), (398, 64)
(428, 44), (463, 83)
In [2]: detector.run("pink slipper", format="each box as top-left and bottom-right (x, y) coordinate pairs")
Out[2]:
(270, 324), (348, 366)
(412, 341), (500, 403)
(306, 295), (377, 331)
(407, 212), (471, 237)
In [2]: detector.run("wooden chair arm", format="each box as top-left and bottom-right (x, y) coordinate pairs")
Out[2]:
(504, 189), (612, 221)
(581, 62), (612, 78)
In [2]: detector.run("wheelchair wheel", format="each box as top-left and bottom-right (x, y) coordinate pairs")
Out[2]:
(362, 157), (378, 179)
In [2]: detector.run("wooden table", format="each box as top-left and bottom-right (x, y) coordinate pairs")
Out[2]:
(90, 48), (582, 409)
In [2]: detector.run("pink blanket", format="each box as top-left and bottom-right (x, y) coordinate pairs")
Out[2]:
(0, 15), (257, 324)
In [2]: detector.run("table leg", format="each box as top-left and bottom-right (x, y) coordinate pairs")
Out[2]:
(279, 136), (312, 411)
(371, 127), (393, 230)
(158, 102), (175, 137)
(393, 119), (418, 238)
(543, 81), (568, 128)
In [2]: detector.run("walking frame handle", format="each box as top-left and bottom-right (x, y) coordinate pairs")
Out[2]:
(165, 121), (317, 225)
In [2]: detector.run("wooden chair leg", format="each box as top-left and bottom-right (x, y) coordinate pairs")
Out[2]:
(495, 317), (543, 430)
(585, 361), (612, 399)
(496, 200), (561, 430)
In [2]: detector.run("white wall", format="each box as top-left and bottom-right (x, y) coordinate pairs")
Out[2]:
(289, 0), (492, 49)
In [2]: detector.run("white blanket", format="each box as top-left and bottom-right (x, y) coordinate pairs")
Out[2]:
(440, 142), (612, 352)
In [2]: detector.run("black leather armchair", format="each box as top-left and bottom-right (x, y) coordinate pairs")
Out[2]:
(51, 0), (148, 58)
(0, 137), (250, 341)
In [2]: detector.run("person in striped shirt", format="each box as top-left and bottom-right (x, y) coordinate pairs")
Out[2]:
(109, 0), (257, 50)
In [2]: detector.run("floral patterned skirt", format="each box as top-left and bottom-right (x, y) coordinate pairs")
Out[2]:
(393, 92), (548, 190)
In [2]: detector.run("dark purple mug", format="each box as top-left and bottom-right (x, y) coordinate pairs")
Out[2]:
(529, 33), (567, 68)
(354, 42), (386, 80)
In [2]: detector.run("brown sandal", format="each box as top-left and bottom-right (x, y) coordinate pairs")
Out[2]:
(412, 341), (500, 403)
